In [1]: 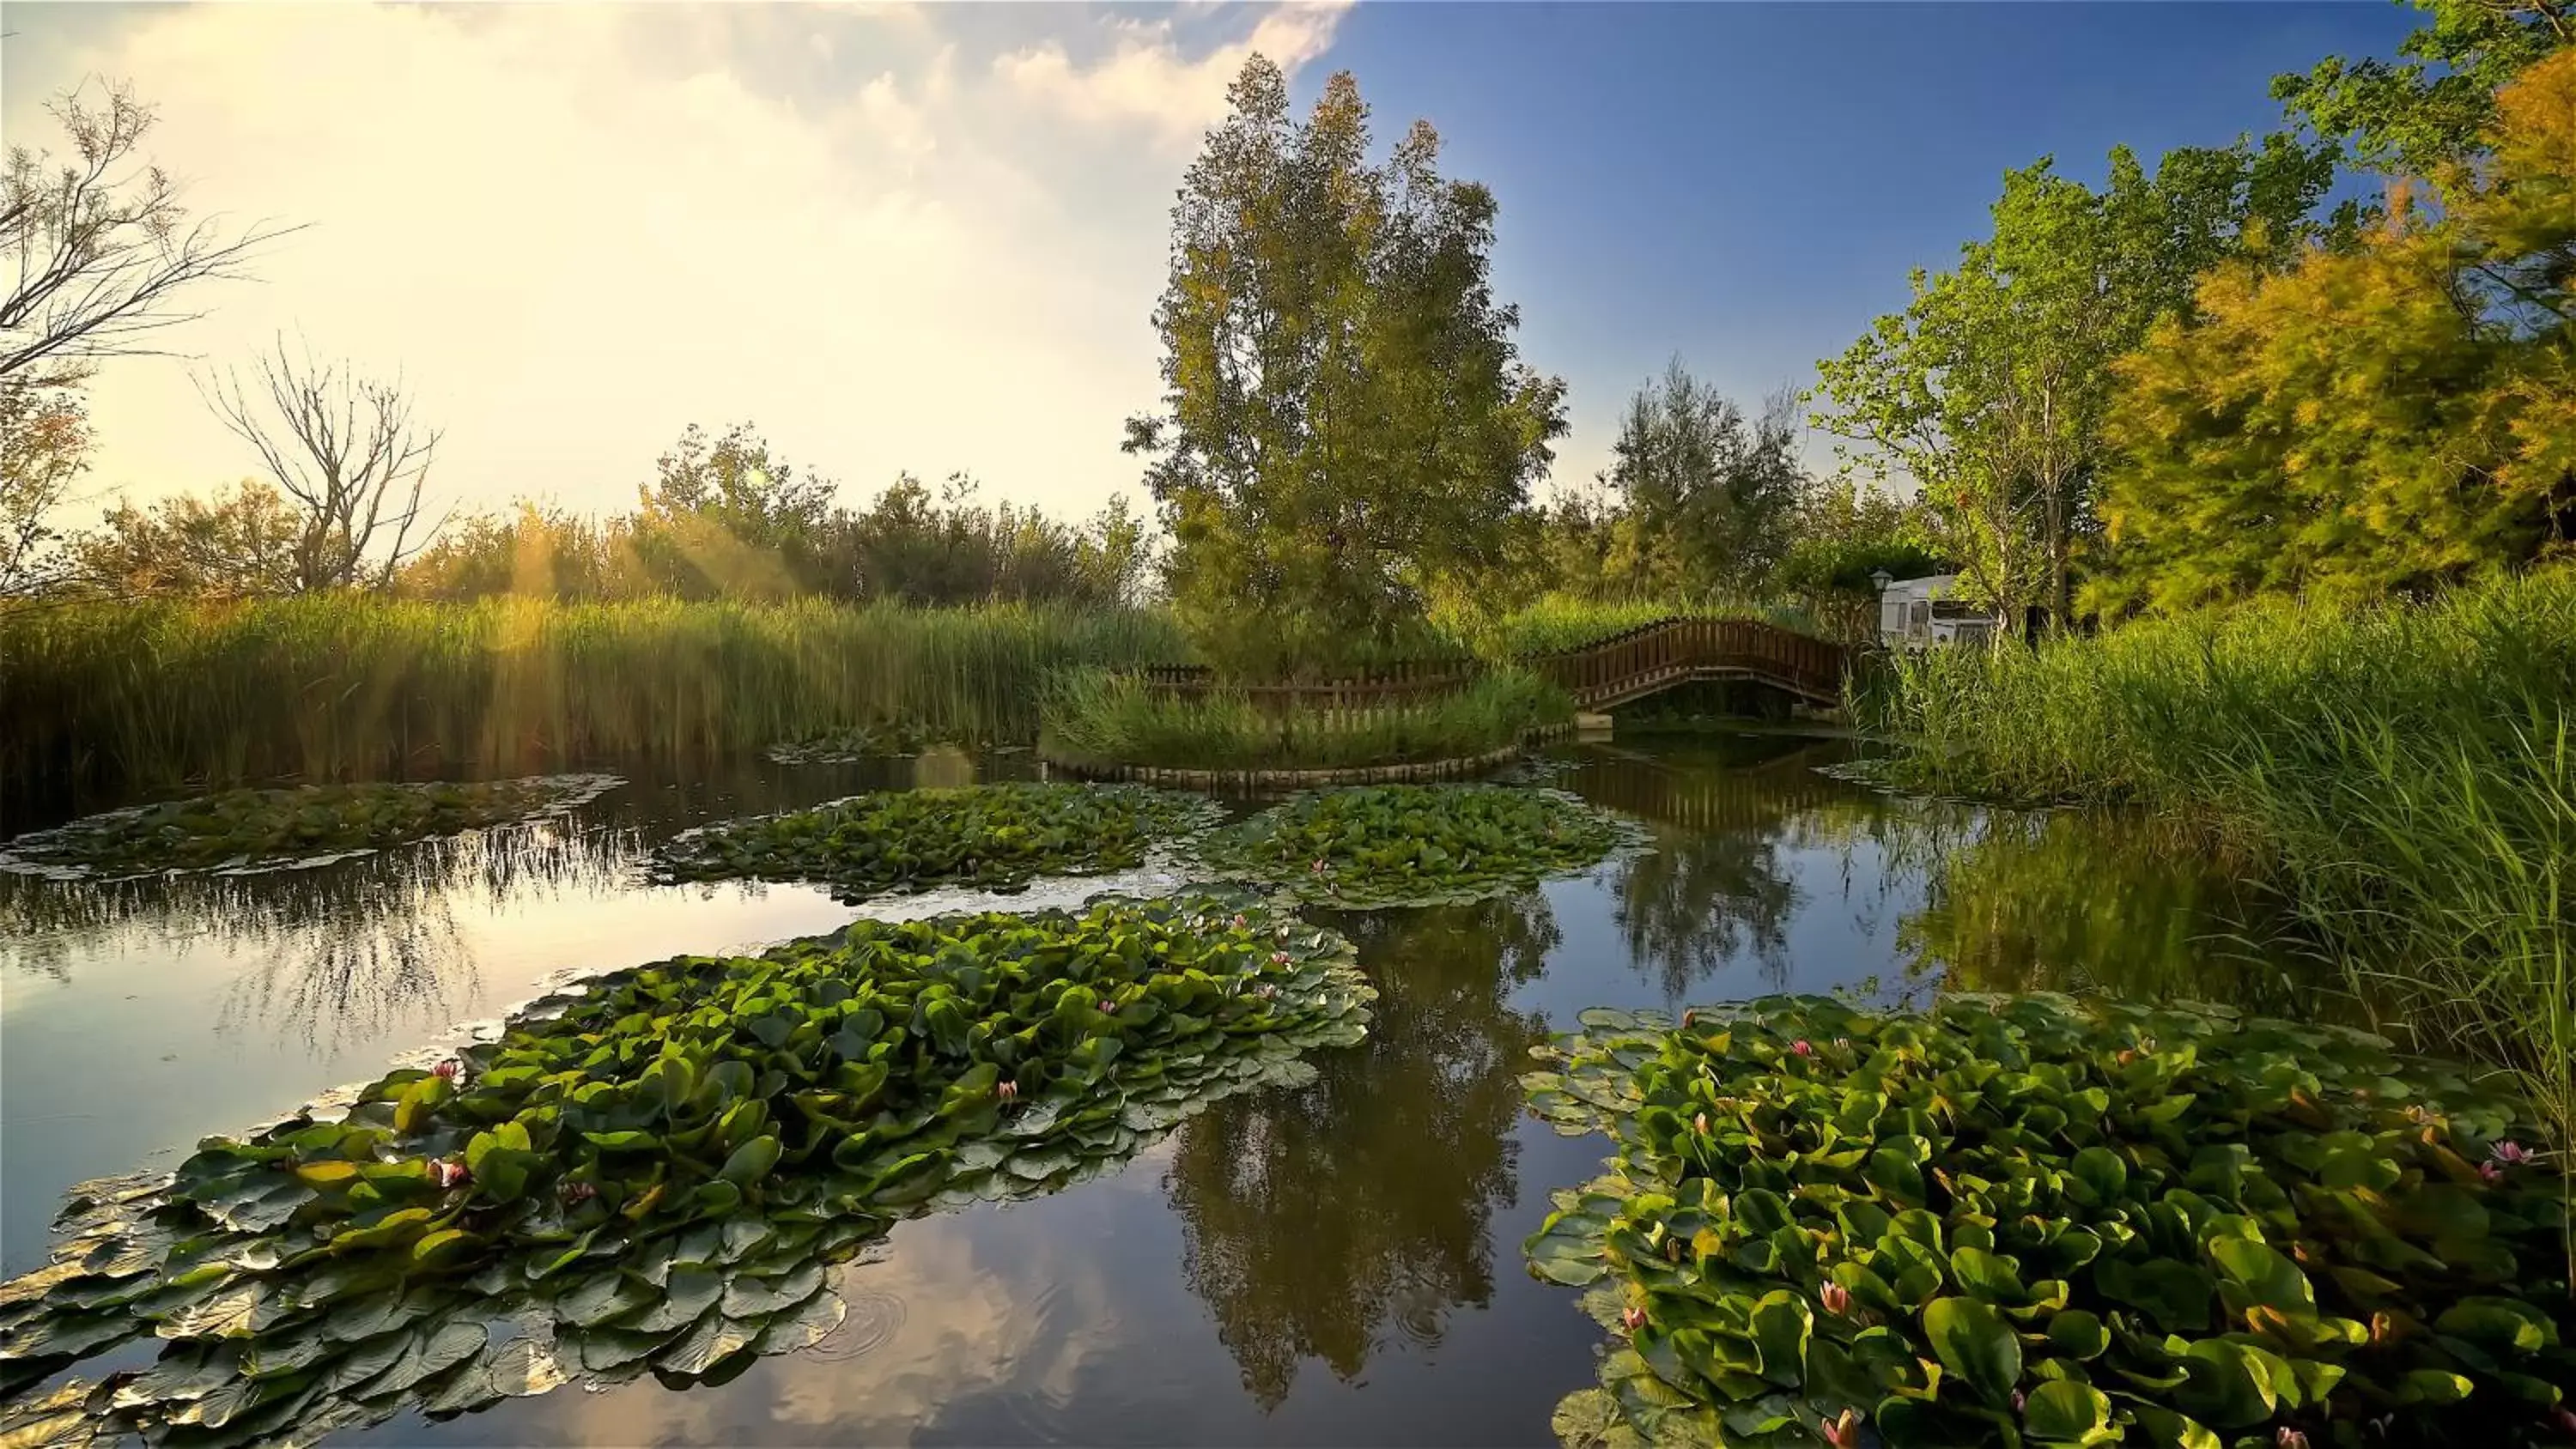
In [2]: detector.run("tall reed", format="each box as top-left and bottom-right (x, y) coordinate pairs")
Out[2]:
(1041, 669), (1571, 773)
(1857, 569), (2576, 1155)
(0, 596), (1188, 813)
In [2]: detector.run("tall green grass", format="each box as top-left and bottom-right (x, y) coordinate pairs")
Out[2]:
(1041, 669), (1572, 773)
(0, 596), (1188, 809)
(1856, 569), (2576, 1155)
(1430, 592), (1820, 659)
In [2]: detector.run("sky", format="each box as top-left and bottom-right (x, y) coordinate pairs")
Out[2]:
(3, 1), (2423, 525)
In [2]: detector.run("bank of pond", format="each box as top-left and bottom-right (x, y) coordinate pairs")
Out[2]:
(0, 765), (2567, 1448)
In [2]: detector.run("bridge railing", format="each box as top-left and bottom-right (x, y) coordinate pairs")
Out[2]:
(1122, 617), (1848, 714)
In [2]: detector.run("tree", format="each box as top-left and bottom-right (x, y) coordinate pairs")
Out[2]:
(199, 339), (445, 592)
(2274, 0), (2572, 178)
(74, 479), (305, 597)
(1593, 361), (1805, 597)
(1124, 57), (1567, 673)
(3, 79), (294, 387)
(1809, 138), (2338, 630)
(0, 377), (92, 597)
(2093, 50), (2576, 614)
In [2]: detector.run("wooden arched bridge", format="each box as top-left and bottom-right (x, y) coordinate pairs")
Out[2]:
(1131, 617), (1850, 714)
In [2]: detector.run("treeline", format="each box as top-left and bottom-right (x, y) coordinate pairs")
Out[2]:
(1809, 1), (2575, 629)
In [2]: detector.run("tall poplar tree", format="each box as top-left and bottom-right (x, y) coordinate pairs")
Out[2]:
(1124, 58), (1567, 672)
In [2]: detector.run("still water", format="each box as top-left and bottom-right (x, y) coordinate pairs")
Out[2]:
(0, 733), (2313, 1445)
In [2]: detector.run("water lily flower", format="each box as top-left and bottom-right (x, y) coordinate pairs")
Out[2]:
(1309, 858), (1328, 874)
(1272, 951), (1291, 966)
(1619, 1305), (1646, 1333)
(2554, 1407), (2576, 1437)
(1230, 914), (1248, 931)
(2276, 1429), (2309, 1449)
(1821, 1409), (1862, 1449)
(2369, 1312), (2398, 1346)
(2012, 1390), (2026, 1413)
(1257, 984), (1279, 1000)
(562, 1180), (597, 1205)
(1820, 1281), (1851, 1316)
(1663, 1239), (1683, 1264)
(1833, 1037), (1850, 1051)
(2479, 1161), (2504, 1184)
(1275, 923), (1293, 940)
(1692, 1113), (1709, 1136)
(2489, 1139), (2535, 1167)
(433, 1060), (461, 1082)
(1791, 1040), (1814, 1058)
(998, 1080), (1018, 1104)
(429, 1158), (470, 1190)
(1100, 998), (1120, 1015)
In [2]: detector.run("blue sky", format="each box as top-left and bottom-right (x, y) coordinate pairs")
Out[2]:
(7, 3), (2423, 518)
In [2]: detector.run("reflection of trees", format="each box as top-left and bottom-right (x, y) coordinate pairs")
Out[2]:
(1893, 808), (2334, 1017)
(0, 821), (642, 1052)
(1163, 892), (1558, 1408)
(1613, 822), (1800, 1001)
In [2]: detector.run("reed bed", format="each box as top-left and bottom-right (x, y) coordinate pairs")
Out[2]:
(1040, 669), (1572, 773)
(0, 596), (1188, 809)
(1856, 568), (2576, 1153)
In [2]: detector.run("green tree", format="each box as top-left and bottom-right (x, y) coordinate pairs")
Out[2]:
(74, 479), (305, 597)
(1809, 139), (2337, 630)
(2093, 51), (2576, 613)
(1124, 57), (1566, 674)
(1593, 361), (1804, 597)
(2273, 0), (2572, 177)
(0, 377), (91, 597)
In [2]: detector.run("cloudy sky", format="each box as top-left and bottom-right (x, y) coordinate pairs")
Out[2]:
(3, 2), (2414, 524)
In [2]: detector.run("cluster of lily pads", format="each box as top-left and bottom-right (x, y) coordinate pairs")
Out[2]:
(649, 782), (1224, 903)
(0, 775), (621, 879)
(1198, 785), (1644, 907)
(765, 718), (963, 765)
(1523, 993), (2574, 1449)
(0, 892), (1375, 1447)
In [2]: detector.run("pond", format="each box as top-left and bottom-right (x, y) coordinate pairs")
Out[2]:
(0, 732), (2319, 1446)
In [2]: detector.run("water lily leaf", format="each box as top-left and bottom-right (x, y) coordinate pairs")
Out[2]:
(2207, 1239), (2312, 1314)
(631, 1268), (723, 1334)
(2021, 1379), (2114, 1445)
(354, 1319), (488, 1397)
(486, 1332), (571, 1397)
(751, 1288), (846, 1355)
(655, 1309), (756, 1378)
(1921, 1297), (2020, 1407)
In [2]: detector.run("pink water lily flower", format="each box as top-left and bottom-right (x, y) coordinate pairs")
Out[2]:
(1790, 1040), (1815, 1058)
(1272, 951), (1292, 966)
(2479, 1161), (2504, 1184)
(2276, 1429), (2309, 1449)
(2489, 1139), (2535, 1167)
(1820, 1281), (1851, 1316)
(1822, 1409), (1862, 1449)
(1680, 1009), (1697, 1028)
(998, 1080), (1018, 1103)
(1309, 858), (1329, 875)
(562, 1180), (597, 1204)
(429, 1158), (470, 1190)
(1100, 998), (1120, 1015)
(1257, 984), (1279, 1000)
(1619, 1305), (1646, 1332)
(1230, 914), (1248, 930)
(2012, 1390), (2026, 1413)
(433, 1060), (461, 1082)
(1692, 1113), (1710, 1136)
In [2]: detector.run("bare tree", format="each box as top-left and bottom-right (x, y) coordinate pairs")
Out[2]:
(2, 78), (298, 385)
(199, 338), (446, 591)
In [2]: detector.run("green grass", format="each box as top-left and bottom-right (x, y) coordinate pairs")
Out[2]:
(1855, 567), (2576, 1155)
(1040, 669), (1573, 773)
(0, 596), (1188, 803)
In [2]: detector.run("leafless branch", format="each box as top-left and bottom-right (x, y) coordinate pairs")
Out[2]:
(197, 336), (447, 591)
(1, 77), (302, 386)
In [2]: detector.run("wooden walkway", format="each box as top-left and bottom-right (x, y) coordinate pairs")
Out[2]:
(1134, 617), (1849, 714)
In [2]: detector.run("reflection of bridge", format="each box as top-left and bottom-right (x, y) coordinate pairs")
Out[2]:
(1562, 739), (1855, 835)
(1528, 619), (1847, 710)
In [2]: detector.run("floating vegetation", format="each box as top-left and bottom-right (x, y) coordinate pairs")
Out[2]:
(766, 718), (963, 765)
(649, 782), (1224, 903)
(0, 774), (621, 880)
(1197, 785), (1644, 907)
(1522, 994), (2575, 1448)
(0, 892), (1374, 1446)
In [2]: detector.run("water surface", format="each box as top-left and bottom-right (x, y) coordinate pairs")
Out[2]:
(0, 733), (2312, 1445)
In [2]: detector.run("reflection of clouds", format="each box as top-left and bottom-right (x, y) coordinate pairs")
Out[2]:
(531, 1198), (1127, 1448)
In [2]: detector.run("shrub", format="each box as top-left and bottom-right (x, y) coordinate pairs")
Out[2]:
(1525, 993), (2573, 1448)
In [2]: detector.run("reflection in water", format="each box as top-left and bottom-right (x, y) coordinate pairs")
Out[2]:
(1891, 806), (2330, 1015)
(0, 821), (642, 1053)
(1164, 894), (1558, 1407)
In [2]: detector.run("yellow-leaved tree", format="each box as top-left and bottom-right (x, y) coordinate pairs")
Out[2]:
(2091, 48), (2576, 616)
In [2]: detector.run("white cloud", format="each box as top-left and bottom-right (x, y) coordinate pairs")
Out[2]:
(1, 2), (1352, 523)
